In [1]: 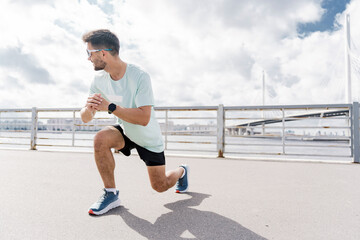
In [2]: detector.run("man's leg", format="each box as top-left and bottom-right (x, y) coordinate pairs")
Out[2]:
(93, 126), (125, 188)
(89, 126), (125, 215)
(147, 165), (185, 193)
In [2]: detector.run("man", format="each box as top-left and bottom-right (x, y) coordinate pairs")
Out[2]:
(80, 29), (189, 216)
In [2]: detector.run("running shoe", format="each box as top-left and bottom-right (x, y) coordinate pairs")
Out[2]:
(88, 189), (121, 215)
(175, 164), (189, 193)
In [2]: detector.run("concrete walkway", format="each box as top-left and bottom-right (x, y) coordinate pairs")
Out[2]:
(0, 149), (359, 240)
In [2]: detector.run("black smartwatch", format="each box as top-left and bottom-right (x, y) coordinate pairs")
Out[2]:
(108, 103), (117, 114)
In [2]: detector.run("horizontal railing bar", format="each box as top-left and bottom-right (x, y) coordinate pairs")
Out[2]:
(224, 151), (351, 158)
(284, 116), (350, 120)
(36, 108), (81, 112)
(37, 137), (93, 141)
(225, 143), (284, 147)
(61, 131), (96, 134)
(164, 130), (216, 133)
(285, 136), (350, 140)
(0, 117), (32, 120)
(39, 124), (113, 127)
(225, 135), (350, 140)
(225, 116), (350, 120)
(282, 144), (351, 148)
(157, 117), (217, 120)
(37, 117), (77, 120)
(38, 124), (74, 127)
(74, 124), (112, 127)
(25, 124), (113, 127)
(224, 104), (351, 110)
(93, 118), (116, 120)
(0, 143), (29, 146)
(37, 137), (75, 140)
(0, 136), (30, 139)
(227, 126), (351, 129)
(164, 134), (216, 137)
(36, 144), (93, 148)
(166, 141), (216, 144)
(225, 143), (350, 148)
(165, 148), (217, 152)
(225, 135), (283, 138)
(162, 127), (217, 130)
(154, 106), (218, 111)
(0, 109), (32, 112)
(36, 131), (93, 134)
(37, 117), (114, 120)
(226, 134), (350, 138)
(36, 131), (97, 134)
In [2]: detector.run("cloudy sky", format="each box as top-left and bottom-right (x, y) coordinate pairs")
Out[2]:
(0, 0), (359, 109)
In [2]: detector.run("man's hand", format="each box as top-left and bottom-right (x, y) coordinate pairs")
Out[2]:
(81, 93), (110, 123)
(86, 93), (110, 111)
(86, 93), (151, 126)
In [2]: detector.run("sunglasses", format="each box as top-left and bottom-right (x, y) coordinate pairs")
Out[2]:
(86, 48), (112, 57)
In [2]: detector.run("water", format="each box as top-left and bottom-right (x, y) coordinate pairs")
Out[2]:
(0, 131), (352, 162)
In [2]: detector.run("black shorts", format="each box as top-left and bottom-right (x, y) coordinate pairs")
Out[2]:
(113, 125), (165, 166)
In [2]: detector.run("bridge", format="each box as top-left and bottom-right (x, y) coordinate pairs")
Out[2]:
(228, 109), (350, 135)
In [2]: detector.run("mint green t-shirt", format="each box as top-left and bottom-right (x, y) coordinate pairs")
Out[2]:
(89, 64), (164, 153)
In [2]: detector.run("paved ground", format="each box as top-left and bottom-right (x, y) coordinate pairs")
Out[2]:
(0, 149), (359, 240)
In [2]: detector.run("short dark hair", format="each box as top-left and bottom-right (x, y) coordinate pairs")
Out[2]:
(82, 29), (120, 56)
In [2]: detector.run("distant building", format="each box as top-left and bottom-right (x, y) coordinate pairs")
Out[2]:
(186, 123), (216, 135)
(46, 118), (116, 131)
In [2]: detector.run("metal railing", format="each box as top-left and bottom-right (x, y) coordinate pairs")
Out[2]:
(223, 104), (355, 160)
(0, 103), (359, 163)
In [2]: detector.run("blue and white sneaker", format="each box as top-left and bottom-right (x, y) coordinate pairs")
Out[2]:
(88, 189), (121, 215)
(175, 164), (189, 193)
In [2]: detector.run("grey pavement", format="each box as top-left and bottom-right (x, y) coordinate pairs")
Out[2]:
(0, 149), (359, 240)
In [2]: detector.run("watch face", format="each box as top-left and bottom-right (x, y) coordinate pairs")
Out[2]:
(108, 103), (116, 113)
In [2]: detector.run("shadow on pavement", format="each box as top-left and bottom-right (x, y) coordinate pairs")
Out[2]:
(108, 192), (267, 240)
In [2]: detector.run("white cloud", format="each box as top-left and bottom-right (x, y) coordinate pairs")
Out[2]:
(0, 0), (359, 109)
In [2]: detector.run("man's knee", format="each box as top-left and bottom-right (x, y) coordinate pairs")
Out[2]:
(94, 127), (125, 152)
(93, 130), (110, 152)
(151, 181), (168, 193)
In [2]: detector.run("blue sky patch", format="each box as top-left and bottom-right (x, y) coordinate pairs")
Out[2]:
(297, 0), (351, 36)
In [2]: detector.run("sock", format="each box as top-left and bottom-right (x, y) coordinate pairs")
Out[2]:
(180, 167), (186, 179)
(105, 188), (117, 194)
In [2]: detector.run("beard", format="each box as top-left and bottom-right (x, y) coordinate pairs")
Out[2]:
(93, 59), (106, 71)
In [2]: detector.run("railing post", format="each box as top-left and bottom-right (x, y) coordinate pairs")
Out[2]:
(165, 110), (168, 150)
(352, 102), (359, 163)
(282, 108), (286, 154)
(30, 107), (38, 150)
(72, 110), (76, 147)
(217, 104), (225, 158)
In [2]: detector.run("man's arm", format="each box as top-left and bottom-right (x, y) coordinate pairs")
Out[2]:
(112, 105), (151, 126)
(80, 94), (99, 123)
(80, 107), (96, 123)
(90, 94), (151, 126)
